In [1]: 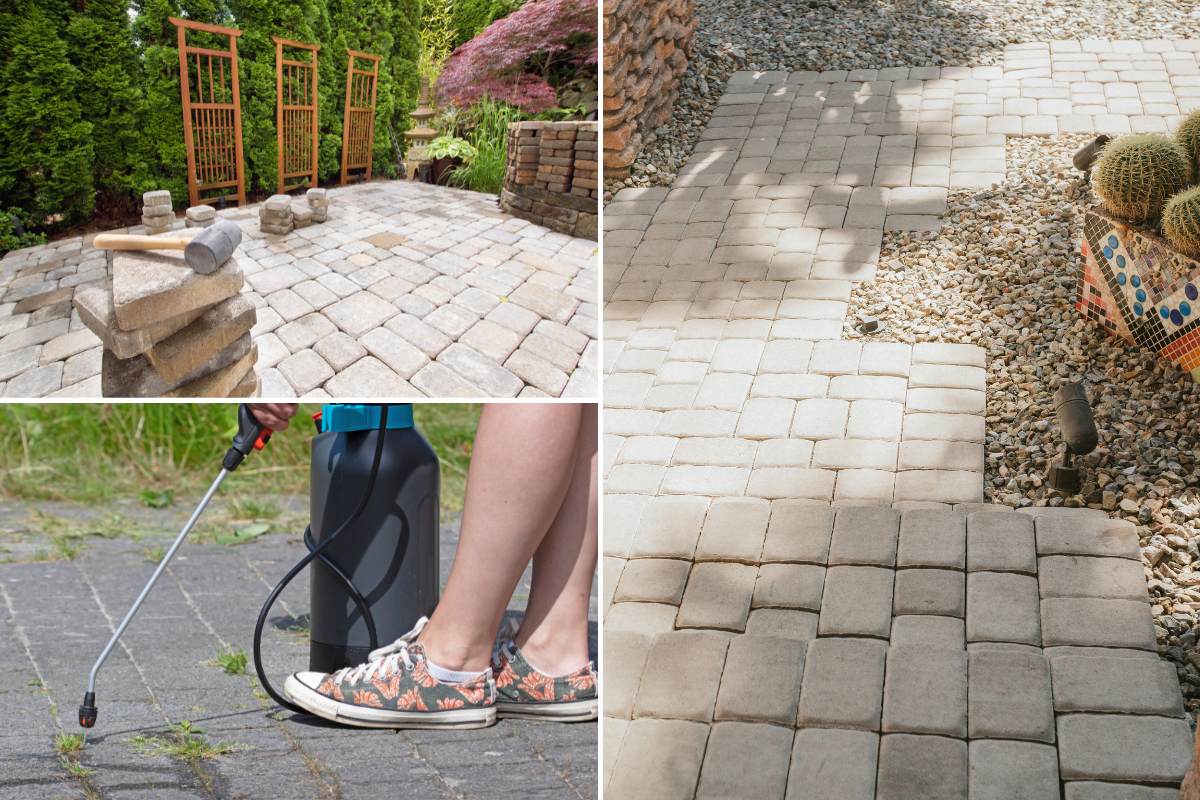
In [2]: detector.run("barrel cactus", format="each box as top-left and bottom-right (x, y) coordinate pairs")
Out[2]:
(1177, 110), (1200, 176)
(1163, 186), (1200, 258)
(1093, 134), (1191, 223)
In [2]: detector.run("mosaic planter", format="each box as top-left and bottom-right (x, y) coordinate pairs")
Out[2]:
(1078, 209), (1200, 382)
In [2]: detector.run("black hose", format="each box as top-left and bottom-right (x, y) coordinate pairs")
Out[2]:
(252, 405), (390, 714)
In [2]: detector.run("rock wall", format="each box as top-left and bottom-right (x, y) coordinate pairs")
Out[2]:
(603, 0), (696, 176)
(501, 121), (598, 240)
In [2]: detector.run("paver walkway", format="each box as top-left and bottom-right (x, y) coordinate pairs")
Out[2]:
(603, 37), (1199, 800)
(0, 181), (598, 399)
(604, 506), (1193, 798)
(0, 500), (597, 799)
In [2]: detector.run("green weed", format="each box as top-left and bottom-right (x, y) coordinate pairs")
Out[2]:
(212, 647), (248, 675)
(143, 545), (165, 563)
(139, 489), (174, 509)
(61, 756), (93, 778)
(130, 720), (242, 761)
(226, 498), (280, 520)
(53, 732), (85, 756)
(449, 96), (524, 195)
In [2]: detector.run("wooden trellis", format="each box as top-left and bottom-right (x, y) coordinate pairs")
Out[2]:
(171, 18), (246, 207)
(274, 37), (320, 194)
(340, 50), (381, 185)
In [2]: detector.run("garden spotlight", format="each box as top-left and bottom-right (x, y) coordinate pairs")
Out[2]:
(1047, 382), (1099, 494)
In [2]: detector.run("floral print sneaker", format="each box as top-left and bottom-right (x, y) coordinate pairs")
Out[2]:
(283, 618), (496, 729)
(491, 640), (597, 721)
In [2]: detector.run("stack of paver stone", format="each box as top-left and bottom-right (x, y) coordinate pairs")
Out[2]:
(307, 188), (329, 222)
(141, 190), (175, 234)
(185, 204), (216, 229)
(74, 229), (258, 397)
(260, 190), (330, 235)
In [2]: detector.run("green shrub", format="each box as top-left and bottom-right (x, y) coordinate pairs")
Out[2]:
(0, 208), (46, 256)
(450, 0), (521, 47)
(449, 96), (523, 194)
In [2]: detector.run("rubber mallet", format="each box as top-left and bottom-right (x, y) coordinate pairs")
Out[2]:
(92, 219), (243, 274)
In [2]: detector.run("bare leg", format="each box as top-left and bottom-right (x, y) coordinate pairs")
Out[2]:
(515, 403), (597, 676)
(418, 403), (584, 673)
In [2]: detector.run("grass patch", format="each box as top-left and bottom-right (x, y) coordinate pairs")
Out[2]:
(61, 756), (93, 779)
(226, 497), (280, 520)
(54, 732), (85, 756)
(130, 720), (242, 761)
(212, 647), (248, 675)
(0, 404), (480, 520)
(143, 544), (165, 563)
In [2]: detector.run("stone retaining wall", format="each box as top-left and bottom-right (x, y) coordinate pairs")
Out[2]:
(500, 121), (598, 240)
(602, 0), (695, 176)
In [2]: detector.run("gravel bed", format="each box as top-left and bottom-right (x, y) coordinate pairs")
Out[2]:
(604, 0), (1200, 197)
(843, 133), (1200, 710)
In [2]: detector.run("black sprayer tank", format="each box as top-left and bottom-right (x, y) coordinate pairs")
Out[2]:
(308, 404), (440, 673)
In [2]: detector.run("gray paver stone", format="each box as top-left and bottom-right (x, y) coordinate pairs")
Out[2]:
(753, 563), (826, 610)
(890, 615), (964, 649)
(785, 728), (878, 800)
(1056, 714), (1192, 784)
(1040, 598), (1157, 650)
(603, 630), (652, 719)
(606, 718), (708, 800)
(110, 249), (243, 331)
(761, 502), (834, 563)
(968, 649), (1055, 742)
(614, 558), (690, 605)
(746, 608), (818, 640)
(896, 509), (965, 568)
(630, 495), (709, 559)
(893, 569), (965, 616)
(145, 294), (256, 384)
(696, 722), (793, 800)
(437, 343), (523, 397)
(676, 562), (756, 631)
(714, 635), (806, 724)
(827, 505), (899, 566)
(1050, 655), (1184, 716)
(797, 636), (887, 730)
(1033, 512), (1140, 559)
(633, 631), (730, 722)
(695, 497), (769, 563)
(1064, 783), (1181, 800)
(969, 740), (1060, 800)
(1038, 555), (1149, 601)
(967, 572), (1041, 645)
(818, 565), (894, 637)
(967, 511), (1037, 573)
(877, 734), (967, 800)
(882, 645), (967, 737)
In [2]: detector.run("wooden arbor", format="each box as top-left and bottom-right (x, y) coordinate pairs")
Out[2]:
(170, 18), (246, 207)
(340, 50), (381, 185)
(274, 37), (320, 194)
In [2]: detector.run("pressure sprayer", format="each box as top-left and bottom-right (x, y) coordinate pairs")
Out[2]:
(79, 403), (440, 730)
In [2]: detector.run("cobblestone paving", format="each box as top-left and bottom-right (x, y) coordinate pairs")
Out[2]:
(0, 501), (597, 799)
(603, 37), (1199, 800)
(602, 506), (1193, 798)
(0, 182), (598, 399)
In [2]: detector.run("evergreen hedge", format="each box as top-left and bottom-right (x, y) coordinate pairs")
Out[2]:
(0, 0), (424, 240)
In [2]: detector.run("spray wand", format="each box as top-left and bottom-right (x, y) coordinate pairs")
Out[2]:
(78, 405), (272, 735)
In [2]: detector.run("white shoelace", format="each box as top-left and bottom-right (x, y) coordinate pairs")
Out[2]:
(332, 616), (429, 687)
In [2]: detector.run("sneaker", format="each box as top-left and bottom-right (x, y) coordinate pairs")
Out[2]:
(491, 639), (597, 721)
(282, 618), (496, 729)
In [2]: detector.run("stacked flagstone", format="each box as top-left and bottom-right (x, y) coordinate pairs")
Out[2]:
(307, 188), (329, 222)
(141, 190), (175, 234)
(74, 229), (259, 397)
(259, 194), (294, 235)
(185, 204), (216, 229)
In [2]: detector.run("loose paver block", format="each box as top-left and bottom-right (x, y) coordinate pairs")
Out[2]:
(818, 565), (894, 637)
(882, 645), (967, 737)
(890, 615), (964, 649)
(827, 505), (899, 566)
(967, 572), (1041, 645)
(746, 608), (818, 640)
(111, 248), (244, 331)
(785, 728), (878, 800)
(102, 333), (251, 396)
(967, 511), (1037, 573)
(676, 562), (757, 631)
(606, 718), (709, 800)
(968, 649), (1055, 742)
(1056, 714), (1192, 784)
(629, 495), (709, 559)
(633, 631), (730, 721)
(604, 630), (652, 719)
(1038, 555), (1148, 601)
(893, 569), (964, 616)
(1040, 598), (1157, 650)
(714, 635), (806, 724)
(1050, 655), (1184, 716)
(761, 502), (834, 563)
(1032, 511), (1139, 559)
(797, 637), (887, 730)
(145, 294), (256, 384)
(877, 734), (967, 800)
(696, 722), (793, 800)
(753, 563), (825, 610)
(1064, 783), (1181, 800)
(614, 559), (691, 605)
(969, 740), (1060, 800)
(896, 509), (965, 568)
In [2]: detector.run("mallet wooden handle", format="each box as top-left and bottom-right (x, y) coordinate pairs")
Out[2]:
(92, 234), (191, 251)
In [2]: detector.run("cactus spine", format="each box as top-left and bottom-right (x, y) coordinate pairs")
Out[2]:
(1176, 110), (1200, 179)
(1163, 186), (1200, 258)
(1092, 134), (1190, 223)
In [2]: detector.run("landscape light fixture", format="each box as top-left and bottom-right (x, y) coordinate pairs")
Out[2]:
(1047, 382), (1100, 494)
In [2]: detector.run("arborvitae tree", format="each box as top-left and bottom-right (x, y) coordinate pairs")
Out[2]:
(0, 4), (95, 228)
(450, 0), (521, 47)
(390, 0), (421, 163)
(66, 0), (150, 214)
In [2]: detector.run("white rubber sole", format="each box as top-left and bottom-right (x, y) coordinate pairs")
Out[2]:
(283, 673), (497, 730)
(495, 698), (598, 722)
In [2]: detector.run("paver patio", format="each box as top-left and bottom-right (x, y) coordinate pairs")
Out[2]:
(0, 499), (597, 799)
(0, 181), (599, 399)
(603, 37), (1199, 800)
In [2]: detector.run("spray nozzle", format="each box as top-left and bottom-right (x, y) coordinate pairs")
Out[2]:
(224, 405), (273, 472)
(78, 691), (97, 729)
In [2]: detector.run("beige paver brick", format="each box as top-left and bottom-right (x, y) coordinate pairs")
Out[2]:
(968, 649), (1055, 742)
(614, 559), (691, 605)
(695, 498), (770, 562)
(1050, 654), (1183, 716)
(1057, 715), (1192, 784)
(828, 505), (900, 566)
(747, 467), (836, 500)
(894, 469), (982, 503)
(893, 569), (965, 616)
(818, 565), (894, 637)
(634, 631), (730, 721)
(967, 510), (1037, 573)
(969, 740), (1061, 800)
(791, 398), (849, 439)
(903, 412), (985, 442)
(812, 438), (897, 470)
(606, 718), (709, 800)
(714, 636), (806, 724)
(746, 608), (819, 640)
(754, 563), (826, 610)
(891, 615), (964, 649)
(897, 509), (966, 568)
(1031, 512), (1140, 560)
(797, 637), (887, 730)
(676, 562), (757, 631)
(761, 502), (834, 563)
(877, 734), (967, 800)
(697, 723), (793, 800)
(882, 645), (967, 737)
(603, 630), (652, 719)
(1038, 555), (1148, 601)
(1040, 598), (1156, 650)
(967, 572), (1042, 645)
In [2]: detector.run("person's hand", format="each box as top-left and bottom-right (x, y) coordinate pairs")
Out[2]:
(249, 403), (299, 431)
